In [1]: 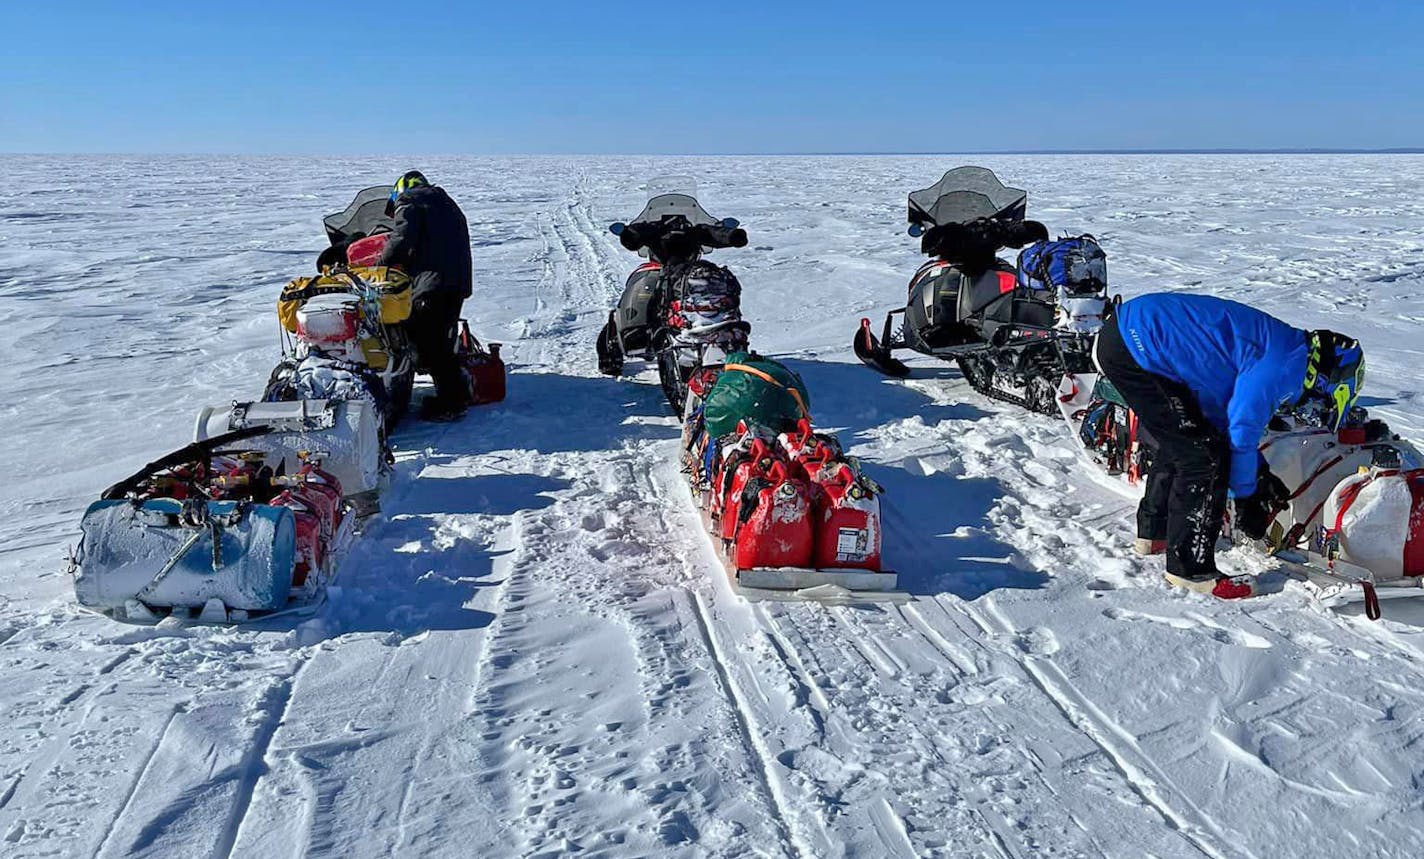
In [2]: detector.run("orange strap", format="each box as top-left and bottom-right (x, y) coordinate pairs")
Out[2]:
(724, 363), (811, 420)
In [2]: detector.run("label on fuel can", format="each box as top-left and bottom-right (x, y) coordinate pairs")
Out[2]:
(836, 527), (867, 561)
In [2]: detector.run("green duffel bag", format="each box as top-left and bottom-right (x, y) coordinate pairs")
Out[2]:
(1093, 376), (1130, 409)
(703, 351), (812, 438)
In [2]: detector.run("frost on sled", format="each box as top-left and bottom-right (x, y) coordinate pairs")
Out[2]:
(72, 429), (355, 623)
(1059, 373), (1424, 619)
(71, 186), (508, 624)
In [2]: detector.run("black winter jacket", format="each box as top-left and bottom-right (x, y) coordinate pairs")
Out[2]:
(378, 185), (473, 298)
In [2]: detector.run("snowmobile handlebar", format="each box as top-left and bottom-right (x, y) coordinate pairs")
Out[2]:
(920, 218), (1048, 266)
(617, 217), (748, 260)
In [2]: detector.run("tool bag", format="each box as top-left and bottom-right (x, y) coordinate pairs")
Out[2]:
(1017, 236), (1108, 333)
(346, 234), (390, 267)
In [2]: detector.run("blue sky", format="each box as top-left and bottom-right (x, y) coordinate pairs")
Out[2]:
(3, 0), (1420, 153)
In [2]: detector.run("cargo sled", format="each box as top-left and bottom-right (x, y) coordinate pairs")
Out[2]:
(682, 358), (905, 603)
(71, 428), (356, 624)
(1057, 372), (1424, 620)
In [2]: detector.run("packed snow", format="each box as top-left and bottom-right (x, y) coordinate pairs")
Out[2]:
(3, 154), (1424, 858)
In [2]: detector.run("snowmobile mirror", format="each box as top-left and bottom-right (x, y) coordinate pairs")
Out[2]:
(907, 223), (924, 238)
(609, 222), (626, 236)
(721, 217), (740, 229)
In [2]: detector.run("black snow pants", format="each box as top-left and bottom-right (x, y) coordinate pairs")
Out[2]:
(1094, 315), (1229, 578)
(406, 281), (468, 408)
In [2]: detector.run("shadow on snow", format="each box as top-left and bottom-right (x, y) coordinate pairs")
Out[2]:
(780, 356), (1050, 601)
(330, 370), (676, 638)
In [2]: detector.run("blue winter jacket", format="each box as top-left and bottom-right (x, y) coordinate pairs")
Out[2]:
(1114, 294), (1309, 497)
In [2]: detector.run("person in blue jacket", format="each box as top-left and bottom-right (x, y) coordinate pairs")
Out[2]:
(1094, 293), (1365, 598)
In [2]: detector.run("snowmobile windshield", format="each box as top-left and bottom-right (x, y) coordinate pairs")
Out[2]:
(323, 185), (396, 246)
(628, 175), (722, 228)
(908, 167), (1027, 228)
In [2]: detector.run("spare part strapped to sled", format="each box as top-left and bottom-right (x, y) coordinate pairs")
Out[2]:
(72, 426), (358, 624)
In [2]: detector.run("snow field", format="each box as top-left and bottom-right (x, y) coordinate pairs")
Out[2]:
(2, 155), (1424, 857)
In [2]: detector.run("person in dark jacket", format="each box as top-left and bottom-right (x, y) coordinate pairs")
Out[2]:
(1094, 293), (1364, 599)
(378, 170), (474, 421)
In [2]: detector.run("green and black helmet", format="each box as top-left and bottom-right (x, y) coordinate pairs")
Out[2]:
(386, 170), (429, 213)
(1304, 329), (1365, 431)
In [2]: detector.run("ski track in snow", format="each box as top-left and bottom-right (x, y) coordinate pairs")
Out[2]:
(4, 154), (1424, 857)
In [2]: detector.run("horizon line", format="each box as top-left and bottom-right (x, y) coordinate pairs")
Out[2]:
(1, 148), (1423, 158)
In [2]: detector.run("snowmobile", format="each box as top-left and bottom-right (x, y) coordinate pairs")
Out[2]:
(596, 177), (752, 412)
(264, 186), (419, 427)
(71, 427), (356, 624)
(1057, 373), (1424, 619)
(317, 185), (396, 271)
(264, 264), (417, 428)
(854, 167), (1109, 415)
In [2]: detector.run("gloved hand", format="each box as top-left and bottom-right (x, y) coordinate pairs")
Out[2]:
(1234, 469), (1290, 541)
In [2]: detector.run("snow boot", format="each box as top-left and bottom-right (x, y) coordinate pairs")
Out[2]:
(1164, 571), (1258, 600)
(1134, 538), (1168, 556)
(419, 396), (467, 422)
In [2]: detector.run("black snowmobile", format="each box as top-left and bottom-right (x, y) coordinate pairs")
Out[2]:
(316, 185), (396, 271)
(853, 167), (1107, 415)
(597, 177), (752, 412)
(265, 185), (416, 424)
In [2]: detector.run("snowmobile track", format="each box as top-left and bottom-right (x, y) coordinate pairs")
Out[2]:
(89, 704), (182, 859)
(213, 675), (297, 859)
(687, 590), (808, 859)
(962, 596), (1246, 859)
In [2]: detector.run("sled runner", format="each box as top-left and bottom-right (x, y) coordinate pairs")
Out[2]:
(855, 167), (1108, 415)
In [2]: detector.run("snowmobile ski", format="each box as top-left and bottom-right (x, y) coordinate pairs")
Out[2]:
(853, 317), (911, 378)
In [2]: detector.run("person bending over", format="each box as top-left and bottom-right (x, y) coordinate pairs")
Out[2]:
(379, 170), (474, 421)
(1094, 293), (1363, 598)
